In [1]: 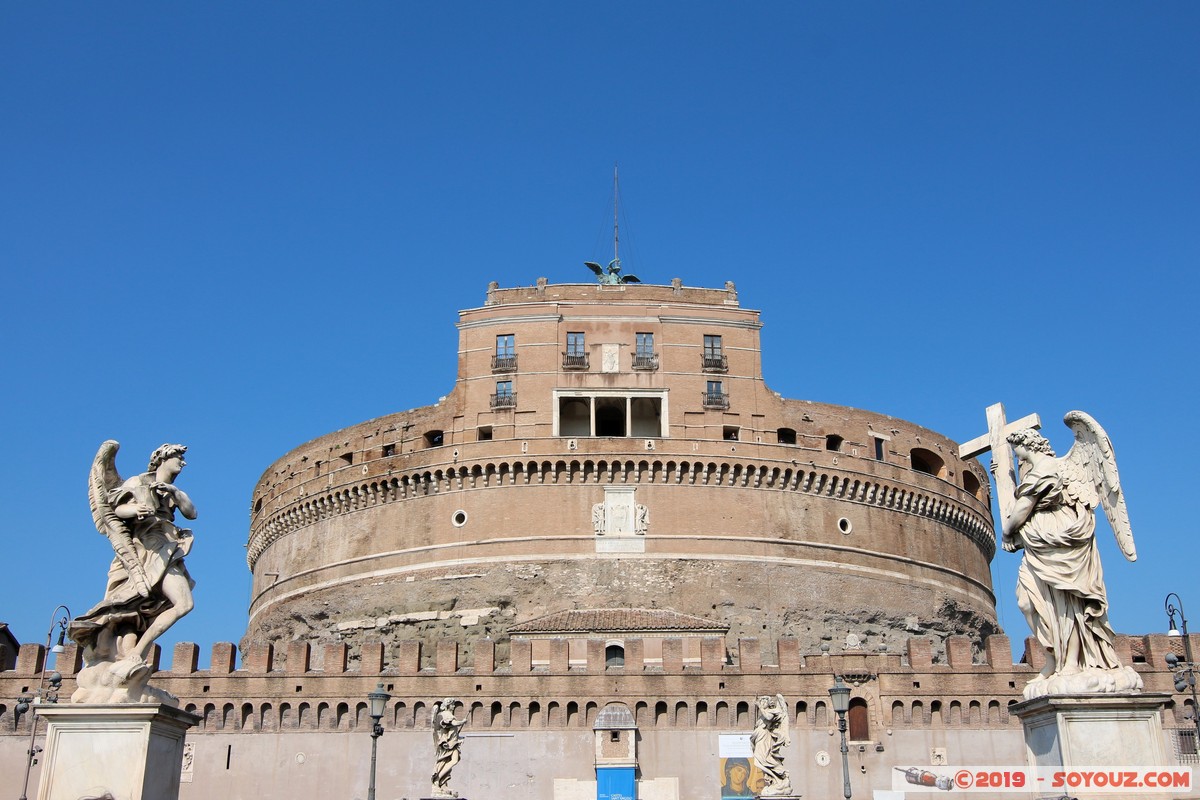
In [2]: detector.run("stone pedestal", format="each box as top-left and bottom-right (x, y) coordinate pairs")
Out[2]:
(1011, 693), (1173, 797)
(33, 703), (198, 800)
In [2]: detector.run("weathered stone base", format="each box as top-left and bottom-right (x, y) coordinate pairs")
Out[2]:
(1011, 693), (1172, 798)
(1022, 665), (1144, 700)
(34, 703), (198, 800)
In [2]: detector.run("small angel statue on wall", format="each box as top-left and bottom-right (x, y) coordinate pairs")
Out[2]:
(69, 440), (197, 704)
(996, 411), (1142, 699)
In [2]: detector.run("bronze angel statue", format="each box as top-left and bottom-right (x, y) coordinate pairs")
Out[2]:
(69, 441), (196, 704)
(585, 258), (640, 285)
(998, 412), (1141, 698)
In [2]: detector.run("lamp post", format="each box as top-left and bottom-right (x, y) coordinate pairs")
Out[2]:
(1165, 593), (1200, 745)
(15, 605), (71, 800)
(829, 675), (852, 800)
(366, 683), (390, 800)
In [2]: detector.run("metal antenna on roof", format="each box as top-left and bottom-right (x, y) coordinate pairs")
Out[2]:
(613, 162), (620, 268)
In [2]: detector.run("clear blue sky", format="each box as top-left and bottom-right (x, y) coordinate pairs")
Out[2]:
(2, 3), (1197, 667)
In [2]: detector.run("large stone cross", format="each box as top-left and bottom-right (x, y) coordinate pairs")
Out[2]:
(958, 402), (1041, 521)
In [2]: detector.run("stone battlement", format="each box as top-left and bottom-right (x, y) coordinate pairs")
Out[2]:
(8, 632), (1189, 678)
(2, 632), (1194, 737)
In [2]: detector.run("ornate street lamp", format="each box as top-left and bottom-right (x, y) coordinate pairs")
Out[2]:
(1165, 593), (1200, 746)
(15, 605), (71, 800)
(366, 683), (390, 800)
(829, 675), (852, 800)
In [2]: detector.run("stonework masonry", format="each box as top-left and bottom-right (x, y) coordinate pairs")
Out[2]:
(243, 281), (997, 666)
(1, 634), (1197, 799)
(6, 280), (1186, 799)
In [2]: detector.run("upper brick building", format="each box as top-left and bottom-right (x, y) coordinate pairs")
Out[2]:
(244, 278), (998, 665)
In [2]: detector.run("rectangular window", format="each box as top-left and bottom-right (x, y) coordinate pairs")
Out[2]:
(492, 334), (517, 372)
(873, 436), (886, 461)
(636, 332), (654, 357)
(703, 381), (729, 409)
(702, 334), (727, 371)
(492, 380), (515, 409)
(567, 332), (586, 356)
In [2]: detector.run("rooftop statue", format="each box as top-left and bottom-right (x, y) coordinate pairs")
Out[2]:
(585, 259), (640, 284)
(69, 441), (197, 705)
(431, 697), (467, 798)
(751, 693), (792, 796)
(993, 411), (1141, 699)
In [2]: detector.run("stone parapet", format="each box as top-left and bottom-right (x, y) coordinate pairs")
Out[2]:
(4, 633), (1191, 737)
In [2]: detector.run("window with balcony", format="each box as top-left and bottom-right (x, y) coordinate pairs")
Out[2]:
(492, 334), (516, 372)
(703, 380), (729, 409)
(563, 332), (588, 370)
(702, 334), (727, 372)
(633, 332), (658, 370)
(492, 380), (516, 409)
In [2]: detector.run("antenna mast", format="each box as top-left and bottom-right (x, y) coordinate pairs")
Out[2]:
(613, 163), (619, 265)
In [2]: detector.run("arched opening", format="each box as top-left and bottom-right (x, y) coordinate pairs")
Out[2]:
(424, 430), (444, 448)
(963, 470), (984, 501)
(605, 644), (625, 669)
(910, 447), (947, 479)
(848, 697), (870, 741)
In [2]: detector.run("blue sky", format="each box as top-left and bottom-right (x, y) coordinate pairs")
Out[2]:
(2, 3), (1197, 667)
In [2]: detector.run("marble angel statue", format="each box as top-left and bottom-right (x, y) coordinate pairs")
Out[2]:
(750, 693), (792, 796)
(998, 412), (1141, 698)
(69, 441), (196, 704)
(431, 697), (467, 797)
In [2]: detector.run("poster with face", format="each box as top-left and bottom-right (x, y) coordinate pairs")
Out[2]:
(720, 757), (767, 798)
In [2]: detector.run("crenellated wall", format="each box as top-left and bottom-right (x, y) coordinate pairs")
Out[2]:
(4, 633), (1197, 736)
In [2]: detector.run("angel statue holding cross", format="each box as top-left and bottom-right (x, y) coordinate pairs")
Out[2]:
(963, 405), (1141, 699)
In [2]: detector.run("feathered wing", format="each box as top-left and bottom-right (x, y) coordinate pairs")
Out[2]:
(776, 693), (790, 746)
(89, 440), (152, 597)
(620, 274), (641, 283)
(584, 261), (604, 276)
(1062, 411), (1136, 561)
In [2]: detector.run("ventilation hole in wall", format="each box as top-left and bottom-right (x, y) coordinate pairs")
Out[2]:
(838, 517), (853, 535)
(452, 510), (468, 527)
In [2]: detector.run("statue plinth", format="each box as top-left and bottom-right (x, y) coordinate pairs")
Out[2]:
(1011, 693), (1172, 798)
(33, 703), (198, 800)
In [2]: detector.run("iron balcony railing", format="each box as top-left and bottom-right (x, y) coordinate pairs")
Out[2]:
(490, 392), (517, 409)
(631, 353), (659, 371)
(701, 353), (728, 372)
(491, 354), (518, 373)
(702, 391), (730, 410)
(562, 352), (590, 370)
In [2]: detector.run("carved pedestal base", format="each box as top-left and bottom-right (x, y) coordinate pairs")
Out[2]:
(1011, 693), (1173, 798)
(33, 704), (198, 800)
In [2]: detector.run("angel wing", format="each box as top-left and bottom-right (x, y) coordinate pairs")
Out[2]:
(89, 440), (152, 597)
(776, 693), (790, 746)
(1061, 411), (1136, 561)
(620, 274), (641, 283)
(584, 261), (604, 276)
